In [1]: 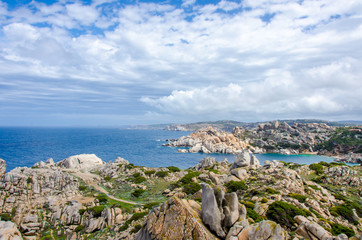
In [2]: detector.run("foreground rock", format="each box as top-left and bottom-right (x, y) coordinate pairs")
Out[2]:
(136, 197), (219, 240)
(56, 154), (105, 169)
(0, 158), (6, 176)
(0, 221), (22, 240)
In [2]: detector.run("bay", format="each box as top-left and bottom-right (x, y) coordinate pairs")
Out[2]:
(0, 127), (334, 171)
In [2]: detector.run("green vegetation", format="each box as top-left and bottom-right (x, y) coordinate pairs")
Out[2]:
(128, 173), (147, 184)
(316, 127), (362, 153)
(120, 212), (148, 231)
(155, 171), (169, 178)
(143, 202), (160, 209)
(266, 201), (311, 229)
(130, 224), (142, 234)
(246, 208), (263, 222)
(104, 175), (112, 182)
(0, 213), (12, 221)
(224, 180), (248, 193)
(131, 189), (146, 198)
(331, 223), (355, 237)
(179, 171), (201, 184)
(182, 182), (201, 195)
(79, 185), (87, 191)
(144, 170), (156, 176)
(74, 225), (85, 233)
(96, 194), (108, 204)
(167, 166), (181, 172)
(88, 205), (106, 218)
(265, 187), (280, 194)
(261, 198), (268, 203)
(288, 193), (307, 203)
(330, 204), (359, 224)
(309, 163), (324, 175)
(26, 177), (33, 184)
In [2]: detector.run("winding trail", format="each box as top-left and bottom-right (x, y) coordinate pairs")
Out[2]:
(69, 170), (142, 206)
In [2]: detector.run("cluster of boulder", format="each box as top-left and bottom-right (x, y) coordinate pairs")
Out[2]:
(164, 121), (337, 155)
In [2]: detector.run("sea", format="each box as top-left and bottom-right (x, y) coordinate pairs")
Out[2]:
(0, 127), (334, 172)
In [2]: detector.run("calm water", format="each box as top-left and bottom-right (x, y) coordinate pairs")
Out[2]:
(0, 128), (334, 171)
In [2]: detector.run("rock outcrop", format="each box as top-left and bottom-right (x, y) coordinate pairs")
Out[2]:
(136, 197), (219, 240)
(0, 221), (22, 240)
(164, 127), (249, 154)
(56, 154), (105, 169)
(230, 150), (260, 170)
(0, 158), (6, 177)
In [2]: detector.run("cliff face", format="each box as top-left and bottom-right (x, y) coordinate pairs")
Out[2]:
(0, 152), (361, 240)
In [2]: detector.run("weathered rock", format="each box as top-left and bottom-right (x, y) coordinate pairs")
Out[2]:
(194, 157), (217, 170)
(231, 150), (260, 170)
(222, 192), (239, 228)
(56, 154), (105, 169)
(247, 220), (287, 240)
(0, 221), (23, 240)
(201, 184), (225, 238)
(230, 168), (248, 180)
(295, 215), (333, 240)
(114, 157), (129, 165)
(136, 197), (219, 240)
(0, 159), (6, 177)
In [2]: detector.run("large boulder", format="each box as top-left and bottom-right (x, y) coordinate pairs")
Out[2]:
(136, 197), (219, 240)
(235, 220), (288, 240)
(0, 221), (23, 240)
(201, 184), (226, 238)
(56, 154), (105, 169)
(194, 157), (217, 170)
(231, 150), (260, 170)
(0, 158), (6, 177)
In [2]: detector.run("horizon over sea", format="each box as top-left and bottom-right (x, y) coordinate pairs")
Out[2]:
(0, 127), (334, 172)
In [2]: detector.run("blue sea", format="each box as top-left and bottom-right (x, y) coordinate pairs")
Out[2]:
(0, 128), (334, 172)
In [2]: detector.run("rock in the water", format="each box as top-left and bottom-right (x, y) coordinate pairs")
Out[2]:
(201, 184), (225, 238)
(56, 154), (105, 169)
(0, 159), (6, 177)
(0, 221), (23, 240)
(136, 197), (219, 240)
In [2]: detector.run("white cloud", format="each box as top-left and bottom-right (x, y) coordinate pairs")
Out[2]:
(0, 0), (362, 125)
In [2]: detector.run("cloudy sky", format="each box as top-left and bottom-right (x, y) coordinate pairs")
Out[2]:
(0, 0), (361, 126)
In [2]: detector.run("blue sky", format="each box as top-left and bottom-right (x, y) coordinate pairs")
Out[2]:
(0, 0), (362, 126)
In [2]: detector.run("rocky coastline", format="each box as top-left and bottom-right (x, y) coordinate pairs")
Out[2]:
(0, 150), (361, 240)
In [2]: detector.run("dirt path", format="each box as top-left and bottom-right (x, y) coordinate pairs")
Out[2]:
(70, 170), (142, 206)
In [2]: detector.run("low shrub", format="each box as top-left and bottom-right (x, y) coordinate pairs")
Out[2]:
(331, 223), (355, 237)
(74, 225), (84, 233)
(88, 205), (106, 218)
(265, 187), (280, 194)
(130, 224), (142, 234)
(246, 208), (263, 222)
(155, 171), (169, 178)
(0, 213), (12, 221)
(133, 176), (147, 184)
(132, 189), (146, 198)
(144, 170), (156, 176)
(288, 193), (307, 203)
(179, 171), (201, 184)
(167, 166), (181, 172)
(330, 204), (358, 224)
(182, 182), (201, 195)
(309, 163), (324, 175)
(266, 201), (311, 229)
(143, 202), (160, 209)
(224, 180), (248, 193)
(120, 212), (148, 231)
(261, 198), (268, 203)
(78, 185), (87, 191)
(104, 175), (112, 182)
(26, 177), (33, 184)
(243, 201), (255, 209)
(96, 194), (108, 204)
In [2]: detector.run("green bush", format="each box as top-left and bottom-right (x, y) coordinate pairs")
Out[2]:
(331, 223), (355, 237)
(309, 163), (324, 175)
(104, 175), (112, 181)
(224, 180), (248, 193)
(288, 193), (307, 203)
(182, 182), (201, 195)
(26, 177), (33, 184)
(74, 225), (84, 233)
(265, 187), (280, 194)
(144, 170), (156, 176)
(120, 212), (148, 231)
(246, 207), (263, 222)
(133, 176), (147, 184)
(266, 201), (311, 229)
(130, 224), (142, 234)
(167, 166), (181, 172)
(96, 194), (108, 204)
(0, 213), (12, 221)
(330, 204), (358, 224)
(243, 201), (255, 209)
(143, 202), (160, 209)
(78, 209), (86, 215)
(88, 205), (106, 218)
(132, 189), (146, 198)
(261, 198), (268, 203)
(155, 171), (169, 178)
(179, 171), (201, 184)
(78, 185), (87, 191)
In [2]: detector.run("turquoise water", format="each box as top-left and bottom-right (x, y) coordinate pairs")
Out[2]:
(0, 128), (334, 171)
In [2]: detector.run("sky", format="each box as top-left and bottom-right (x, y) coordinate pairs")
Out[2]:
(0, 0), (361, 127)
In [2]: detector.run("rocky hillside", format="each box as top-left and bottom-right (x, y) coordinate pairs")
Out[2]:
(0, 152), (361, 240)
